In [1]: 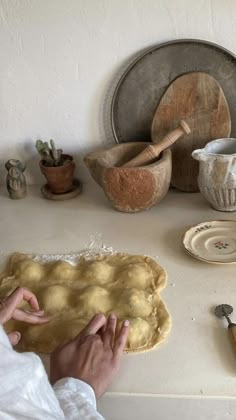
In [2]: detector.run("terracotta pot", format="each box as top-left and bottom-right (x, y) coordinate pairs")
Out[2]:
(39, 154), (75, 194)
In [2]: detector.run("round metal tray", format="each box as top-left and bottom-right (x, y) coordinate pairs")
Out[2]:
(111, 39), (236, 143)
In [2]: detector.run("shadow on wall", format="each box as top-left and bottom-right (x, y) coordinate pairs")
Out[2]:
(80, 44), (157, 182)
(100, 44), (157, 146)
(0, 43), (161, 186)
(22, 139), (43, 184)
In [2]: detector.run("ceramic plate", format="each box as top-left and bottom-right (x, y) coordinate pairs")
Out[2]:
(183, 220), (236, 264)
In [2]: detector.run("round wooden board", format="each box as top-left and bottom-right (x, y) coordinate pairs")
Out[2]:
(151, 72), (231, 192)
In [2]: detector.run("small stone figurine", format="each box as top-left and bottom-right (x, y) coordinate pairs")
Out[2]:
(5, 159), (27, 199)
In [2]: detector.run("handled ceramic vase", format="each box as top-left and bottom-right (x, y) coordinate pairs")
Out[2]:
(192, 138), (236, 212)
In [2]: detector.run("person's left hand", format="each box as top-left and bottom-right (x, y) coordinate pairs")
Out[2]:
(0, 287), (49, 346)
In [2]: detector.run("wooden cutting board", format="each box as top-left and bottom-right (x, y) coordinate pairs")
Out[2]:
(151, 72), (231, 192)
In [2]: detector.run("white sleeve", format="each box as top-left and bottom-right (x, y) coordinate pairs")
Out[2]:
(54, 378), (105, 420)
(0, 326), (64, 420)
(0, 325), (105, 420)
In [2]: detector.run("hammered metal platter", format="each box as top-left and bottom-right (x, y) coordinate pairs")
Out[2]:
(111, 39), (236, 144)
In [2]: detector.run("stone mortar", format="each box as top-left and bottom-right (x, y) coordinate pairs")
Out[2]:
(84, 142), (172, 213)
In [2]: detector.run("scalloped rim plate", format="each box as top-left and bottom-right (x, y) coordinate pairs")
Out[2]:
(183, 220), (236, 264)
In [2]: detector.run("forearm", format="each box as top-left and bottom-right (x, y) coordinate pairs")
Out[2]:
(54, 378), (105, 420)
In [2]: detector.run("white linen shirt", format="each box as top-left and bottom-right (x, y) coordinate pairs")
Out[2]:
(0, 326), (104, 419)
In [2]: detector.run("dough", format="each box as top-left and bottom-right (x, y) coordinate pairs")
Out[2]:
(22, 318), (87, 353)
(15, 260), (45, 282)
(115, 288), (153, 317)
(37, 285), (73, 313)
(0, 252), (171, 354)
(47, 260), (77, 285)
(64, 319), (87, 340)
(116, 262), (153, 289)
(0, 255), (45, 298)
(125, 318), (152, 349)
(81, 261), (115, 285)
(77, 286), (112, 318)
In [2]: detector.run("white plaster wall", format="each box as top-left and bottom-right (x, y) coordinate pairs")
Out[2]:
(0, 0), (236, 184)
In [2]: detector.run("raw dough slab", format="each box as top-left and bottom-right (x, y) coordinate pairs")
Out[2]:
(0, 253), (171, 354)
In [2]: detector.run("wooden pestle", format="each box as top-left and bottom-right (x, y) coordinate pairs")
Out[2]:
(122, 120), (191, 168)
(228, 323), (236, 354)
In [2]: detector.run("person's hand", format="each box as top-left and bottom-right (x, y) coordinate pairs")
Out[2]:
(0, 287), (49, 346)
(50, 313), (129, 398)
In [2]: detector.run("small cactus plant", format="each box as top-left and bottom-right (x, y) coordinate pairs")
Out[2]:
(35, 139), (71, 167)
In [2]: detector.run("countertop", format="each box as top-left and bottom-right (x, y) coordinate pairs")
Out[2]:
(1, 182), (236, 419)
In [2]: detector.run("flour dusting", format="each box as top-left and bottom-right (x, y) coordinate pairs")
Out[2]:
(33, 233), (116, 265)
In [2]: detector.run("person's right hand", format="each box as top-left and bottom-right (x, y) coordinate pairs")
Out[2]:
(50, 313), (129, 398)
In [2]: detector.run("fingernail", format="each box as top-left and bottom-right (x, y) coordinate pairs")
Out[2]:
(95, 313), (105, 320)
(25, 310), (44, 315)
(10, 331), (21, 344)
(123, 320), (129, 327)
(109, 313), (116, 320)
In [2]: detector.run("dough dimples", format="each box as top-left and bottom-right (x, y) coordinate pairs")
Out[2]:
(0, 252), (171, 354)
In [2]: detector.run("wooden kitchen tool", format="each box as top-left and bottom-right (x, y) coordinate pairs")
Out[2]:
(215, 304), (236, 352)
(122, 120), (190, 168)
(151, 72), (231, 192)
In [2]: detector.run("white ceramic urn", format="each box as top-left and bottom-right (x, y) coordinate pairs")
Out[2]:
(192, 138), (236, 212)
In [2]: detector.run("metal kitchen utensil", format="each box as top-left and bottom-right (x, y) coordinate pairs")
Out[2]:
(215, 304), (236, 352)
(215, 304), (234, 323)
(111, 39), (236, 144)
